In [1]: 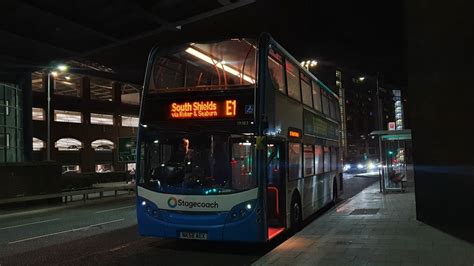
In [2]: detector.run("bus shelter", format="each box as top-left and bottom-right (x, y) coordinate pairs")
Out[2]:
(370, 129), (412, 193)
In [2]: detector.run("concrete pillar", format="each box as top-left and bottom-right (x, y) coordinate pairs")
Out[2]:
(20, 72), (33, 162)
(405, 0), (474, 242)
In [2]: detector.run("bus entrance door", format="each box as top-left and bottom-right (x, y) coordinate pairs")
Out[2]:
(266, 142), (285, 240)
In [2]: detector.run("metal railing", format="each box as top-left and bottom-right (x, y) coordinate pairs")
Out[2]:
(0, 184), (135, 205)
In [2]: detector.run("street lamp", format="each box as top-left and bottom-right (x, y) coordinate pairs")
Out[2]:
(46, 64), (68, 161)
(301, 60), (318, 70)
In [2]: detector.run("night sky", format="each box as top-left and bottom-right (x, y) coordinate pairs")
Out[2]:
(0, 0), (405, 86)
(257, 0), (405, 85)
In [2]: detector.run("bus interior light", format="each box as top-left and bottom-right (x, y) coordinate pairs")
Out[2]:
(246, 203), (252, 210)
(185, 47), (255, 83)
(153, 140), (159, 144)
(141, 201), (146, 206)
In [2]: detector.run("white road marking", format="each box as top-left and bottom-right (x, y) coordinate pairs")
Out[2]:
(0, 218), (60, 230)
(95, 205), (135, 214)
(8, 218), (125, 244)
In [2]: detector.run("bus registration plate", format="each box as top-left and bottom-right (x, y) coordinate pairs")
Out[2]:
(179, 232), (208, 240)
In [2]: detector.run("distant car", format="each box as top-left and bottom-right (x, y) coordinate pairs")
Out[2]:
(344, 162), (366, 173)
(344, 161), (379, 174)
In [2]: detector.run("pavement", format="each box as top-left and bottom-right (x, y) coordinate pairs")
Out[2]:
(253, 183), (474, 266)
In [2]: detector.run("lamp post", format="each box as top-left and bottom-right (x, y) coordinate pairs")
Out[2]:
(301, 60), (318, 70)
(46, 64), (68, 161)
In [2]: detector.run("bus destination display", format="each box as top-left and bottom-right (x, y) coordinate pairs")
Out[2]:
(170, 100), (237, 119)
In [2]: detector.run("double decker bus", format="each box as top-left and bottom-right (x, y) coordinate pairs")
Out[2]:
(136, 33), (342, 242)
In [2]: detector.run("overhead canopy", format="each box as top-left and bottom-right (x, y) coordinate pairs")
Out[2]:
(0, 0), (257, 83)
(0, 0), (404, 85)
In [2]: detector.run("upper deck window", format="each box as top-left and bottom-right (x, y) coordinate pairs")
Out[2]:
(321, 89), (330, 116)
(286, 61), (301, 101)
(149, 39), (256, 94)
(301, 73), (312, 107)
(268, 48), (286, 93)
(312, 81), (322, 112)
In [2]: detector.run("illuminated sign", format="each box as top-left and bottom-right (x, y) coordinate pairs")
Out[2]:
(170, 100), (237, 119)
(288, 128), (302, 139)
(167, 197), (219, 209)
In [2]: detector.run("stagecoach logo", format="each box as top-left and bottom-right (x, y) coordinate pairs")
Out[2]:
(167, 197), (178, 208)
(166, 197), (219, 209)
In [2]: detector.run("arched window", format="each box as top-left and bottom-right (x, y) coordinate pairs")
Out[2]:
(55, 138), (82, 151)
(91, 139), (115, 151)
(33, 137), (45, 151)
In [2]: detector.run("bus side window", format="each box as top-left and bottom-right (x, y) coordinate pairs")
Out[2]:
(323, 146), (330, 172)
(331, 147), (337, 171)
(303, 145), (314, 176)
(268, 48), (286, 93)
(288, 142), (302, 180)
(314, 145), (323, 174)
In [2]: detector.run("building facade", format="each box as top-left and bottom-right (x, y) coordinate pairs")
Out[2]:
(311, 65), (405, 165)
(0, 83), (24, 163)
(31, 70), (141, 174)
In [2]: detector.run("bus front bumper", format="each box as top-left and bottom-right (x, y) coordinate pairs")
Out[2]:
(137, 203), (264, 242)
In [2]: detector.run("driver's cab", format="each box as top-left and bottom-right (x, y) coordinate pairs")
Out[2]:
(143, 133), (257, 194)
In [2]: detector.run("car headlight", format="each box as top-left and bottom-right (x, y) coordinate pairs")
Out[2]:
(367, 162), (375, 170)
(343, 164), (351, 171)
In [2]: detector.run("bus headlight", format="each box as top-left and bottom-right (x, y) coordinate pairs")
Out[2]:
(227, 200), (256, 222)
(139, 198), (160, 218)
